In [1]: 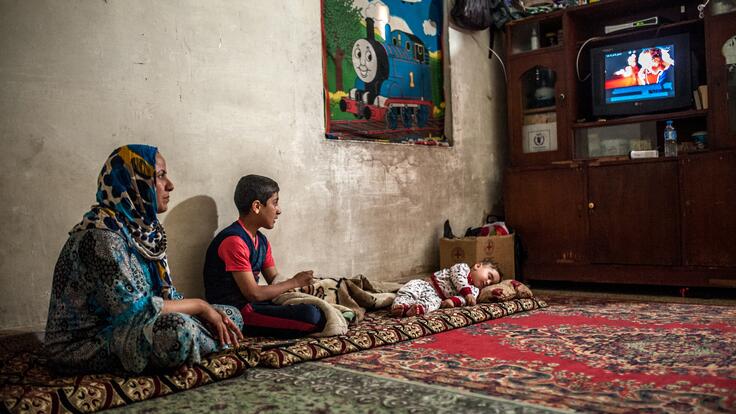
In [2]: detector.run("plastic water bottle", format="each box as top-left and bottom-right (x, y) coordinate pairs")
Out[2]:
(664, 120), (678, 157)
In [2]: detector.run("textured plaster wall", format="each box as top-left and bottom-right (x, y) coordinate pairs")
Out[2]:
(0, 0), (507, 330)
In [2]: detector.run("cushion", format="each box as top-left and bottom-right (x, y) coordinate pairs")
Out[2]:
(478, 279), (534, 303)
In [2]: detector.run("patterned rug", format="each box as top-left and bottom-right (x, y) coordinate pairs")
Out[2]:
(108, 362), (567, 414)
(1, 298), (546, 413)
(319, 295), (736, 413)
(257, 298), (543, 368)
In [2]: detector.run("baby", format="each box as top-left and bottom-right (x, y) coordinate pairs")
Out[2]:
(391, 261), (501, 317)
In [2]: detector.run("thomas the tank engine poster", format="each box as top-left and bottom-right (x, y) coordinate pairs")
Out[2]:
(322, 0), (446, 145)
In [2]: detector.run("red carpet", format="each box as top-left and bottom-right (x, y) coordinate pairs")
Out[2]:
(321, 296), (736, 413)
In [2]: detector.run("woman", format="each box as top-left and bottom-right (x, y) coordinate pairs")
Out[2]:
(44, 144), (243, 374)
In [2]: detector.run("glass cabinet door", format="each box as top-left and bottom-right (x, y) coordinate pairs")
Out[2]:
(574, 123), (657, 159)
(706, 11), (736, 147)
(520, 66), (558, 153)
(508, 51), (568, 166)
(725, 37), (736, 134)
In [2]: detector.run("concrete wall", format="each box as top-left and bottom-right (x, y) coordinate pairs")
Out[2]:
(0, 0), (507, 330)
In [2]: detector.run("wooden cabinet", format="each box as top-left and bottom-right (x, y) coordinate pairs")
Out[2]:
(680, 151), (736, 268)
(506, 166), (586, 265)
(503, 0), (736, 287)
(507, 51), (570, 166)
(505, 12), (569, 167)
(588, 161), (680, 265)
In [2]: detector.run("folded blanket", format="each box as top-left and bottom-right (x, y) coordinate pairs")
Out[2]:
(271, 275), (404, 336)
(296, 275), (402, 322)
(271, 292), (351, 337)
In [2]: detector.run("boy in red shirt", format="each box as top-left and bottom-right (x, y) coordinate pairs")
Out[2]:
(203, 175), (324, 338)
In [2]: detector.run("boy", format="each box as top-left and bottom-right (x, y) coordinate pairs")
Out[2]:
(203, 175), (325, 338)
(391, 261), (501, 317)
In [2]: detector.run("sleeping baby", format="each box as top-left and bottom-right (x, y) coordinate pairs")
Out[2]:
(391, 261), (501, 317)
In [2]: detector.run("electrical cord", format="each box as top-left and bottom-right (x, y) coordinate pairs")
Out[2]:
(488, 45), (508, 83)
(697, 0), (710, 18)
(470, 31), (508, 83)
(576, 36), (604, 82)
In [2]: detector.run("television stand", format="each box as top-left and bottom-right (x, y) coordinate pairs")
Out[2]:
(502, 0), (736, 288)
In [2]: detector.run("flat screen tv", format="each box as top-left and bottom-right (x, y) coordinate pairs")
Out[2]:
(590, 33), (692, 118)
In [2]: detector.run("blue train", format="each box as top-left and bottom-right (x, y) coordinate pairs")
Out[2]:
(339, 17), (434, 129)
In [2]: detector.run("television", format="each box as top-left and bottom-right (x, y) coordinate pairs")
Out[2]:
(590, 33), (692, 118)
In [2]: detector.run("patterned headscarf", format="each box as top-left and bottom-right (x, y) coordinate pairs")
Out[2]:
(73, 144), (176, 299)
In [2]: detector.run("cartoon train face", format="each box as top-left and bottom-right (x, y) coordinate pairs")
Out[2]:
(352, 38), (381, 84)
(340, 17), (433, 129)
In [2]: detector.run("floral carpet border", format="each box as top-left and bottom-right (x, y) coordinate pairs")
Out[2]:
(1, 348), (260, 414)
(258, 297), (547, 368)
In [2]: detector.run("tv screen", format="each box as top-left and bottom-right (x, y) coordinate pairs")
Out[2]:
(591, 33), (691, 117)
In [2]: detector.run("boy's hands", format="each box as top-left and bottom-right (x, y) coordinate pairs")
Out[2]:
(292, 270), (315, 288)
(440, 298), (454, 308)
(233, 269), (315, 302)
(464, 294), (476, 306)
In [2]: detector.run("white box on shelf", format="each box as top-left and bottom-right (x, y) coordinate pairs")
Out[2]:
(630, 150), (659, 159)
(523, 122), (558, 153)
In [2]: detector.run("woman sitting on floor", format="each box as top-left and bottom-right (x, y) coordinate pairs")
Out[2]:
(44, 144), (243, 374)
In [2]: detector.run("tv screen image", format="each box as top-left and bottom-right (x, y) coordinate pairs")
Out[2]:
(603, 44), (676, 104)
(590, 33), (691, 117)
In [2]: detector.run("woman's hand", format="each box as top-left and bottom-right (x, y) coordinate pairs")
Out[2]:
(440, 298), (454, 308)
(464, 294), (476, 306)
(198, 301), (244, 348)
(216, 308), (245, 346)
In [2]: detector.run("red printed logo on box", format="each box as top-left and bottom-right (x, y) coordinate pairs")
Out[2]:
(484, 239), (495, 255)
(451, 247), (465, 261)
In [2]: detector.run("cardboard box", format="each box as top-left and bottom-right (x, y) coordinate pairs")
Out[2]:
(439, 234), (516, 280)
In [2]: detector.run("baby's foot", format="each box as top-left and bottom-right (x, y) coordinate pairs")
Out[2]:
(405, 304), (425, 317)
(391, 304), (408, 317)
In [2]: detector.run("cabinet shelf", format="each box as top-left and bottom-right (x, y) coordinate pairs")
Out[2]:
(523, 106), (557, 115)
(574, 18), (703, 49)
(582, 149), (726, 167)
(586, 154), (675, 166)
(572, 109), (707, 129)
(509, 44), (564, 59)
(507, 9), (564, 27)
(508, 10), (564, 56)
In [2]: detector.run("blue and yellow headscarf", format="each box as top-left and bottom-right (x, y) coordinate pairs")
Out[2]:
(73, 144), (176, 299)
